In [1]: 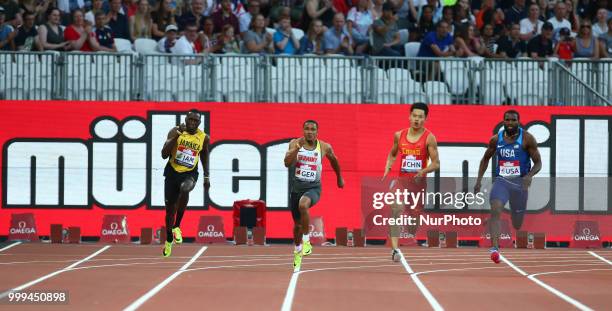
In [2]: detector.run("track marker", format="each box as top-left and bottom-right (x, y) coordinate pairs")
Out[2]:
(501, 254), (594, 311)
(123, 246), (207, 311)
(0, 241), (22, 252)
(398, 252), (444, 311)
(588, 251), (612, 266)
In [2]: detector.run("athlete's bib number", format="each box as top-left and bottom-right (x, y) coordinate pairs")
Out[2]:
(295, 163), (317, 182)
(175, 145), (197, 168)
(499, 160), (520, 177)
(401, 157), (422, 173)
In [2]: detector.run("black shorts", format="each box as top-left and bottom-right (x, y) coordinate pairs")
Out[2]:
(164, 164), (199, 205)
(290, 188), (321, 222)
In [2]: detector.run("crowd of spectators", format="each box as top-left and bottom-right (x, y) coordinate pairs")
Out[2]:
(0, 0), (610, 60)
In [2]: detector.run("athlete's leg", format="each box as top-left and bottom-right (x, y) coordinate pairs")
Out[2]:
(290, 192), (302, 247)
(174, 177), (196, 228)
(489, 200), (504, 249)
(389, 203), (406, 250)
(164, 177), (180, 244)
(298, 196), (312, 238)
(509, 188), (528, 230)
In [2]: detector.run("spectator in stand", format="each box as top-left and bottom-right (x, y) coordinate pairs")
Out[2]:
(476, 0), (495, 30)
(371, 2), (404, 56)
(592, 8), (608, 37)
(64, 9), (97, 51)
(372, 0), (384, 20)
(85, 0), (104, 25)
(57, 0), (85, 24)
(302, 0), (335, 28)
(130, 0), (153, 41)
(441, 5), (454, 35)
(554, 27), (574, 60)
(390, 0), (418, 29)
(527, 21), (554, 58)
(599, 18), (612, 56)
(323, 13), (354, 55)
(217, 23), (240, 53)
(157, 23), (177, 52)
(496, 23), (527, 58)
(200, 17), (222, 53)
(421, 0), (442, 24)
(504, 0), (526, 25)
(520, 4), (543, 41)
(211, 0), (240, 35)
(547, 2), (571, 42)
(481, 23), (498, 57)
(537, 0), (552, 21)
(38, 8), (70, 51)
(576, 0), (590, 20)
(565, 0), (580, 32)
(13, 11), (41, 51)
(574, 20), (600, 59)
(273, 14), (299, 54)
(151, 0), (176, 41)
(108, 0), (130, 40)
(242, 13), (274, 53)
(171, 22), (201, 63)
(0, 0), (19, 22)
(0, 7), (15, 50)
(347, 0), (373, 54)
(19, 0), (51, 25)
(417, 20), (454, 57)
(410, 4), (434, 41)
(122, 0), (138, 17)
(454, 23), (484, 57)
(298, 18), (324, 54)
(91, 12), (117, 52)
(239, 0), (259, 35)
(178, 0), (207, 32)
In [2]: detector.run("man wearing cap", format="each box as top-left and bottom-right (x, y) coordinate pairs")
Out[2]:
(158, 24), (178, 53)
(92, 11), (117, 52)
(527, 21), (554, 58)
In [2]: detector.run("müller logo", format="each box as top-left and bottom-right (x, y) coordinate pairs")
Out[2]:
(102, 222), (128, 236)
(574, 228), (600, 241)
(10, 221), (36, 234)
(198, 224), (223, 238)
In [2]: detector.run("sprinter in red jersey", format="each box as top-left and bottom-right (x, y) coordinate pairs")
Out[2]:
(382, 103), (440, 262)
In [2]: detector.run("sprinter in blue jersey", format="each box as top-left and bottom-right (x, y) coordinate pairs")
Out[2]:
(474, 110), (542, 264)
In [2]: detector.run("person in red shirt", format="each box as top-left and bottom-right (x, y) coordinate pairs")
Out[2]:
(555, 27), (574, 60)
(64, 9), (96, 51)
(382, 102), (440, 262)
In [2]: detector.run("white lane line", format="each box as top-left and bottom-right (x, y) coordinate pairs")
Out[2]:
(588, 251), (612, 266)
(0, 242), (22, 252)
(123, 246), (207, 311)
(0, 245), (111, 299)
(501, 254), (594, 311)
(398, 252), (444, 311)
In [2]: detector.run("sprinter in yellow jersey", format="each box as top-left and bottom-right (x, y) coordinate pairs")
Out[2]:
(161, 110), (210, 257)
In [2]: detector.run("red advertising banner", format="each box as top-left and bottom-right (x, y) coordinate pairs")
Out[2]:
(1, 101), (611, 241)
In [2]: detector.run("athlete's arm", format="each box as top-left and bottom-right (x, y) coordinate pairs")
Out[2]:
(283, 137), (304, 168)
(474, 135), (498, 192)
(323, 142), (344, 188)
(201, 135), (210, 190)
(383, 131), (401, 180)
(523, 132), (542, 188)
(161, 126), (181, 159)
(417, 134), (440, 176)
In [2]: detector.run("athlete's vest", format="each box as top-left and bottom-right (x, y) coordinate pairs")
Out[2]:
(495, 128), (531, 178)
(169, 129), (206, 173)
(398, 128), (430, 177)
(292, 140), (322, 191)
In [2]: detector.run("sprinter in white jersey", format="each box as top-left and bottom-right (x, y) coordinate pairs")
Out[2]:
(284, 120), (344, 272)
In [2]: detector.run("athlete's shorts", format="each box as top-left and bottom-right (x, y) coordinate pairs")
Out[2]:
(490, 177), (528, 214)
(390, 176), (427, 213)
(164, 164), (199, 205)
(290, 187), (321, 222)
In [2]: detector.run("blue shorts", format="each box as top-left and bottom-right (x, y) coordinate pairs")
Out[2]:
(490, 177), (528, 214)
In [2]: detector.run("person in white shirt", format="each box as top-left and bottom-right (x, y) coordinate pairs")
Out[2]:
(239, 0), (259, 35)
(520, 4), (544, 41)
(347, 0), (373, 53)
(171, 23), (200, 64)
(547, 2), (571, 42)
(158, 24), (178, 52)
(592, 8), (609, 38)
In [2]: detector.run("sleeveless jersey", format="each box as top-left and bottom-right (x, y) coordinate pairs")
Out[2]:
(398, 128), (430, 177)
(291, 140), (323, 191)
(495, 128), (531, 179)
(169, 129), (206, 173)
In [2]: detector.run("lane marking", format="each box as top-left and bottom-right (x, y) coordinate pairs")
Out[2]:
(0, 242), (22, 252)
(588, 252), (612, 266)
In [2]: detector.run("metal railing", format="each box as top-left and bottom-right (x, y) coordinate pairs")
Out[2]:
(1, 51), (610, 106)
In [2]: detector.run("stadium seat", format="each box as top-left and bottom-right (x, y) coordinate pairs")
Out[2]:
(424, 81), (452, 104)
(114, 38), (133, 52)
(387, 68), (412, 83)
(291, 28), (305, 41)
(377, 92), (400, 104)
(403, 92), (428, 104)
(481, 81), (506, 105)
(404, 42), (420, 58)
(134, 38), (160, 54)
(444, 67), (470, 95)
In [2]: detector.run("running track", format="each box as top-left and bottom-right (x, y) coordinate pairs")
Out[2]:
(0, 243), (610, 310)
